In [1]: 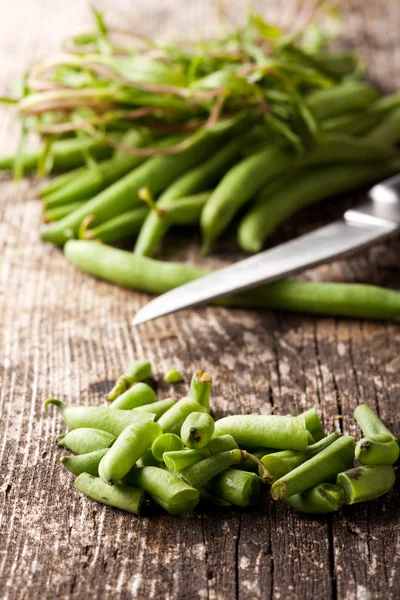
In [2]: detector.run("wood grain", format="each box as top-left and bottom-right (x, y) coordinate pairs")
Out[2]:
(0, 1), (399, 599)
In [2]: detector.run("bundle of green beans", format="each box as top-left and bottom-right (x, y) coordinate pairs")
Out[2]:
(2, 8), (400, 320)
(44, 360), (398, 516)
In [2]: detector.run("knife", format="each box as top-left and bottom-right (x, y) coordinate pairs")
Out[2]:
(132, 173), (400, 325)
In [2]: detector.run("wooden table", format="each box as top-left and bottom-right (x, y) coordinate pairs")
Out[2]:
(0, 1), (399, 598)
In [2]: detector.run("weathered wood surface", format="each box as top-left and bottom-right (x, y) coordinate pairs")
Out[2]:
(0, 1), (399, 599)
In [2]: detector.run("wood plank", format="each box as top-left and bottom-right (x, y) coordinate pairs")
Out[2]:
(0, 1), (399, 599)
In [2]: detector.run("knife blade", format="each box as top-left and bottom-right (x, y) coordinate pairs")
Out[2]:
(132, 173), (400, 325)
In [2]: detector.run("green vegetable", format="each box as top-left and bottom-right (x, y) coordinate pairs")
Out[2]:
(163, 434), (238, 472)
(137, 397), (176, 419)
(354, 404), (399, 465)
(337, 465), (396, 504)
(44, 201), (86, 222)
(75, 473), (144, 514)
(107, 360), (152, 401)
(260, 432), (341, 481)
(213, 415), (309, 451)
(60, 449), (108, 477)
(43, 398), (154, 436)
(109, 382), (156, 410)
(163, 369), (183, 384)
(207, 468), (261, 508)
(99, 420), (162, 484)
(0, 135), (115, 173)
(238, 160), (400, 253)
(286, 483), (345, 514)
(157, 397), (208, 435)
(83, 207), (149, 243)
(270, 436), (355, 500)
(124, 466), (200, 515)
(299, 408), (325, 443)
(151, 433), (184, 462)
(307, 81), (379, 120)
(64, 241), (400, 320)
(180, 449), (248, 488)
(56, 428), (115, 454)
(189, 370), (212, 411)
(180, 412), (215, 449)
(40, 167), (87, 197)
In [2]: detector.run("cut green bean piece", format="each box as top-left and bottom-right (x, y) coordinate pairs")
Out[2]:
(137, 397), (176, 420)
(109, 382), (156, 410)
(65, 241), (400, 320)
(125, 466), (200, 515)
(164, 434), (238, 472)
(163, 370), (183, 384)
(136, 447), (161, 467)
(261, 432), (341, 482)
(107, 360), (152, 401)
(181, 412), (215, 449)
(213, 415), (308, 451)
(286, 483), (345, 514)
(271, 436), (355, 500)
(180, 449), (248, 489)
(337, 465), (396, 504)
(43, 398), (154, 436)
(299, 408), (325, 442)
(355, 437), (399, 466)
(60, 449), (108, 477)
(75, 473), (144, 514)
(354, 404), (397, 441)
(99, 421), (162, 484)
(189, 370), (212, 411)
(207, 468), (261, 507)
(157, 397), (208, 435)
(57, 428), (115, 454)
(151, 433), (184, 462)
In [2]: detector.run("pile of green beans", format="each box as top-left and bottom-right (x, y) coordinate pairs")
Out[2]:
(2, 12), (400, 321)
(44, 360), (398, 517)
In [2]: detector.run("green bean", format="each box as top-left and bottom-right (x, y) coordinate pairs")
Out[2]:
(40, 167), (87, 197)
(232, 449), (272, 473)
(136, 447), (161, 467)
(189, 370), (212, 411)
(307, 82), (379, 120)
(270, 436), (355, 500)
(137, 397), (176, 419)
(299, 408), (325, 443)
(60, 449), (108, 477)
(207, 468), (261, 508)
(56, 428), (115, 454)
(83, 207), (149, 243)
(64, 241), (400, 320)
(355, 437), (399, 466)
(133, 136), (245, 256)
(336, 465), (396, 504)
(323, 93), (400, 136)
(75, 473), (145, 514)
(180, 449), (248, 488)
(260, 432), (341, 482)
(181, 412), (215, 449)
(44, 201), (86, 223)
(124, 466), (200, 515)
(157, 397), (208, 435)
(43, 398), (154, 436)
(41, 130), (226, 245)
(163, 370), (183, 384)
(107, 360), (152, 401)
(366, 106), (400, 147)
(164, 434), (238, 471)
(285, 483), (345, 514)
(237, 160), (400, 253)
(43, 129), (149, 208)
(353, 404), (399, 465)
(151, 433), (184, 462)
(213, 415), (309, 451)
(200, 134), (395, 251)
(354, 404), (397, 441)
(109, 382), (156, 410)
(0, 135), (115, 173)
(99, 421), (162, 484)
